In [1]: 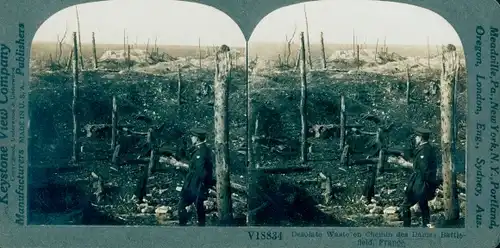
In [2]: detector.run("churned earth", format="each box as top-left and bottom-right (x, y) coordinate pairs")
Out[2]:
(28, 48), (467, 227)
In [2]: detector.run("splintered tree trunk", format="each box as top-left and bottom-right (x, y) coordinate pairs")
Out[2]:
(299, 32), (308, 164)
(214, 45), (233, 225)
(75, 7), (84, 70)
(111, 96), (118, 150)
(123, 30), (127, 56)
(406, 64), (411, 104)
(440, 45), (460, 221)
(71, 32), (80, 163)
(352, 30), (356, 56)
(339, 95), (346, 151)
(127, 45), (131, 70)
(66, 49), (73, 70)
(177, 65), (182, 105)
(198, 38), (202, 69)
(146, 38), (150, 53)
(356, 45), (360, 70)
(246, 42), (258, 226)
(303, 5), (312, 70)
(375, 38), (379, 62)
(320, 32), (327, 69)
(427, 37), (431, 69)
(295, 48), (301, 71)
(92, 32), (98, 69)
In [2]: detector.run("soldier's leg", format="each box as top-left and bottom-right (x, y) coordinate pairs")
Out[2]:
(418, 199), (431, 227)
(135, 165), (148, 203)
(400, 196), (417, 227)
(363, 165), (376, 203)
(178, 193), (193, 226)
(195, 197), (206, 226)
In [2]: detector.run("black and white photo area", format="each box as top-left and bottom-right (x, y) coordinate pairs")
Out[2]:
(28, 0), (466, 228)
(28, 0), (246, 226)
(247, 0), (466, 228)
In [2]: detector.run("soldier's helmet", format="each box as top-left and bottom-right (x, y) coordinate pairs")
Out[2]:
(190, 128), (207, 140)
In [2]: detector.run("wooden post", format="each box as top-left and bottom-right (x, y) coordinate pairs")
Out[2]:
(406, 64), (411, 104)
(71, 32), (80, 163)
(198, 38), (202, 69)
(299, 32), (308, 164)
(304, 5), (313, 70)
(356, 45), (360, 70)
(320, 32), (327, 69)
(177, 65), (182, 105)
(375, 38), (379, 62)
(111, 96), (118, 150)
(214, 45), (233, 225)
(92, 32), (98, 69)
(127, 44), (131, 70)
(440, 44), (460, 221)
(339, 95), (346, 151)
(75, 7), (84, 70)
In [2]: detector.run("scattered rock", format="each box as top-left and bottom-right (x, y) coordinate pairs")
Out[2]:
(204, 200), (216, 211)
(141, 205), (155, 213)
(370, 206), (383, 214)
(384, 214), (400, 222)
(383, 206), (399, 215)
(410, 204), (420, 214)
(429, 198), (444, 211)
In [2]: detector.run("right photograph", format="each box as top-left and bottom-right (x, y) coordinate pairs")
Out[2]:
(246, 0), (466, 228)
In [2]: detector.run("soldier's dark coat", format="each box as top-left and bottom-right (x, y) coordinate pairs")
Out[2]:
(180, 141), (214, 202)
(403, 142), (438, 201)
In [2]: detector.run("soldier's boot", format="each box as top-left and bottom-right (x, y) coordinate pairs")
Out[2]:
(178, 208), (189, 226)
(419, 201), (431, 227)
(421, 210), (431, 227)
(196, 201), (206, 226)
(401, 208), (412, 227)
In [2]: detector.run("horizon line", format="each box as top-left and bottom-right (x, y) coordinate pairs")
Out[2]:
(31, 41), (463, 48)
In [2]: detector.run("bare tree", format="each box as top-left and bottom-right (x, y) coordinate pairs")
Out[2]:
(56, 26), (68, 64)
(285, 24), (297, 67)
(71, 32), (80, 163)
(75, 6), (84, 70)
(427, 36), (431, 69)
(303, 5), (312, 69)
(320, 32), (327, 69)
(92, 32), (98, 69)
(214, 45), (233, 225)
(440, 44), (460, 222)
(123, 29), (127, 56)
(299, 32), (308, 163)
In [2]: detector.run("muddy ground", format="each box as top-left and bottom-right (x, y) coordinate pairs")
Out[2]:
(28, 50), (467, 227)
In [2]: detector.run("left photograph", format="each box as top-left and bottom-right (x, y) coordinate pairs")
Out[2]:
(28, 0), (247, 226)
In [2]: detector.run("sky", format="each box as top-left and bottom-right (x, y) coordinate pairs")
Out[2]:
(32, 0), (462, 47)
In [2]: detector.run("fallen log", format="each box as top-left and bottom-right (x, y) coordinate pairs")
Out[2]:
(352, 158), (379, 165)
(251, 165), (312, 174)
(159, 156), (247, 195)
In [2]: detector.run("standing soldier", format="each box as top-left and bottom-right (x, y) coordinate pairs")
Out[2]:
(178, 128), (215, 226)
(399, 127), (438, 227)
